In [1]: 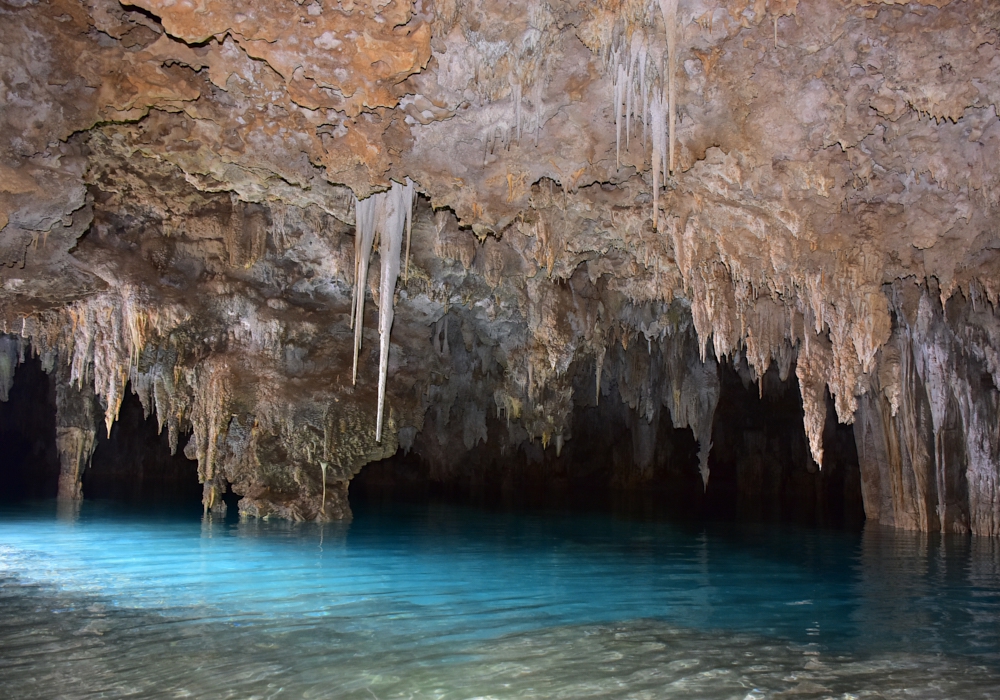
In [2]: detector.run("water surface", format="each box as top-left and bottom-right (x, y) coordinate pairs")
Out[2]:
(1, 500), (999, 698)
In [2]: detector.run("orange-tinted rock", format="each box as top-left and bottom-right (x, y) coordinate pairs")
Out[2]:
(1, 0), (999, 531)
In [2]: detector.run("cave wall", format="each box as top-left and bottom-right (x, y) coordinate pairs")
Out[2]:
(855, 280), (1000, 536)
(1, 1), (999, 531)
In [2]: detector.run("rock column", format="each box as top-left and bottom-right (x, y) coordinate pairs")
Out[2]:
(54, 361), (97, 501)
(855, 282), (1000, 537)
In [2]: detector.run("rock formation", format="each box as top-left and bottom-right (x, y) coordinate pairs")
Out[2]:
(1, 0), (999, 534)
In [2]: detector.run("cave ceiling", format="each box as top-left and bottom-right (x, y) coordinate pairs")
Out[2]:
(2, 0), (1000, 532)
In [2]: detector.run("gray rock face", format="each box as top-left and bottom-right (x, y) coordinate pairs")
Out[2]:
(1, 0), (998, 532)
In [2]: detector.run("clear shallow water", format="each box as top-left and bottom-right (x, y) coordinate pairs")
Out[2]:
(1, 501), (1000, 699)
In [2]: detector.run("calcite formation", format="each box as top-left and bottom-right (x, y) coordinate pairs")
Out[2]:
(1, 0), (999, 534)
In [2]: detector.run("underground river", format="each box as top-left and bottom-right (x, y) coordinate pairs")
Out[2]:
(2, 498), (999, 699)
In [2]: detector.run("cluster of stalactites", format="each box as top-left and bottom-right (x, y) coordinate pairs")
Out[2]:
(11, 284), (220, 484)
(479, 80), (547, 163)
(11, 283), (160, 438)
(609, 0), (678, 230)
(609, 312), (719, 489)
(351, 178), (416, 442)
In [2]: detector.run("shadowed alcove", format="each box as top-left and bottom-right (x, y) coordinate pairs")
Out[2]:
(352, 358), (864, 528)
(0, 354), (60, 501)
(82, 383), (202, 504)
(0, 352), (201, 506)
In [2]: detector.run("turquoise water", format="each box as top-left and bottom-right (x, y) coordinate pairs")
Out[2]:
(1, 500), (1000, 699)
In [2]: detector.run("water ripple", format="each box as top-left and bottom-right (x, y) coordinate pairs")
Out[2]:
(1, 501), (999, 698)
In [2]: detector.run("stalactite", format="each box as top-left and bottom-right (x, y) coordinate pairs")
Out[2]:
(513, 80), (523, 143)
(319, 460), (328, 515)
(595, 343), (606, 405)
(661, 330), (720, 489)
(270, 201), (288, 253)
(351, 178), (415, 441)
(403, 181), (416, 283)
(376, 180), (410, 441)
(658, 0), (678, 175)
(188, 360), (232, 509)
(796, 330), (833, 469)
(650, 88), (668, 230)
(352, 195), (376, 383)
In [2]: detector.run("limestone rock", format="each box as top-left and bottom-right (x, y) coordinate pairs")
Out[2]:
(0, 0), (998, 532)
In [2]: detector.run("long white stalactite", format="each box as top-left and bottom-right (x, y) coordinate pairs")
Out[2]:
(351, 196), (377, 385)
(351, 178), (416, 442)
(610, 1), (679, 230)
(658, 0), (678, 177)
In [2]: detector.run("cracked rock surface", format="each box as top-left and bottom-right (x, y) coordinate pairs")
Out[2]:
(1, 0), (999, 534)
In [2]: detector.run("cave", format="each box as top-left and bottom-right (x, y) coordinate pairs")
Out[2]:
(352, 355), (865, 529)
(82, 383), (202, 505)
(2, 0), (1000, 697)
(0, 352), (60, 501)
(0, 351), (202, 507)
(1, 343), (863, 528)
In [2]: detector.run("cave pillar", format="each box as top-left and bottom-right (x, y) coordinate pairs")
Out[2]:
(854, 330), (944, 532)
(53, 362), (97, 501)
(855, 285), (1000, 537)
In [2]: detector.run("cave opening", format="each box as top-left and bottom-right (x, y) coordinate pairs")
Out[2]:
(0, 353), (60, 502)
(83, 383), (202, 506)
(352, 358), (865, 529)
(0, 354), (864, 527)
(0, 352), (202, 507)
(703, 361), (865, 529)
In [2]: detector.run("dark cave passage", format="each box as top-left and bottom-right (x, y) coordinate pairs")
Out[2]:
(353, 359), (865, 528)
(0, 354), (60, 501)
(0, 354), (201, 505)
(83, 384), (202, 504)
(703, 362), (865, 529)
(0, 349), (862, 526)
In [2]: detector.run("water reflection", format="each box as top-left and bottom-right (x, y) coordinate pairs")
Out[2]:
(857, 524), (1000, 658)
(0, 502), (999, 698)
(55, 498), (80, 523)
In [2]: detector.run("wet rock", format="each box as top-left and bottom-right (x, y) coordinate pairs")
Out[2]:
(0, 0), (998, 530)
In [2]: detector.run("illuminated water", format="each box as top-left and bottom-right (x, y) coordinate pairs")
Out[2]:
(2, 500), (1000, 699)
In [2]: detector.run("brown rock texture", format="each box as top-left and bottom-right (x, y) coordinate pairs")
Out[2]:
(1, 0), (999, 533)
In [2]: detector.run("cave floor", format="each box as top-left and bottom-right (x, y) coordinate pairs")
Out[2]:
(1, 500), (999, 699)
